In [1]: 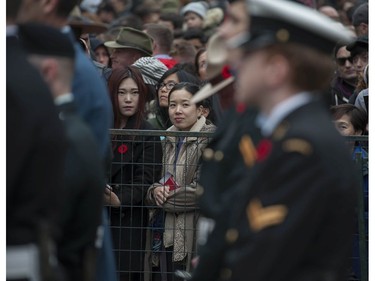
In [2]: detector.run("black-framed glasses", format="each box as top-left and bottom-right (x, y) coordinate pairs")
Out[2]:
(336, 56), (352, 66)
(159, 82), (177, 90)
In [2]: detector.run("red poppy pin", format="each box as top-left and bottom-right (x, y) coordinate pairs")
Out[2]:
(236, 102), (246, 114)
(222, 65), (232, 79)
(256, 139), (272, 161)
(118, 144), (128, 154)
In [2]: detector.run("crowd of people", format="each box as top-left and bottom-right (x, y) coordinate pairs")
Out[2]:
(7, 0), (368, 281)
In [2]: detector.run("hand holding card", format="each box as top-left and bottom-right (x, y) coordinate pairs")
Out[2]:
(159, 172), (180, 191)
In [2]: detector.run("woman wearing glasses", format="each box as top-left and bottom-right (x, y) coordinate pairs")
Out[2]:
(148, 65), (201, 130)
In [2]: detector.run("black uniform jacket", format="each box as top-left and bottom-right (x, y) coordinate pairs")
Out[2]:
(55, 100), (105, 280)
(6, 35), (67, 245)
(221, 100), (358, 281)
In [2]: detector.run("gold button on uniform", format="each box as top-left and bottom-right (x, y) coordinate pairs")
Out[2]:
(203, 148), (214, 160)
(225, 228), (239, 243)
(196, 184), (204, 196)
(276, 28), (290, 42)
(220, 268), (232, 280)
(214, 150), (224, 161)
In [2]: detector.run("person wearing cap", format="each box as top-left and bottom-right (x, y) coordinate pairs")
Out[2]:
(181, 1), (223, 38)
(105, 27), (154, 70)
(346, 36), (368, 104)
(19, 22), (106, 281)
(346, 36), (368, 77)
(91, 37), (111, 67)
(16, 1), (117, 281)
(351, 2), (368, 37)
(7, 3), (67, 280)
(132, 56), (168, 110)
(194, 1), (359, 281)
(181, 1), (208, 30)
(330, 42), (357, 105)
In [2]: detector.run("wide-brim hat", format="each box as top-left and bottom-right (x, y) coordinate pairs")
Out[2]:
(69, 6), (108, 34)
(104, 27), (153, 56)
(239, 0), (354, 55)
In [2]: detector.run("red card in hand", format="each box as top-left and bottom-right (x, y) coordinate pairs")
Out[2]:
(159, 172), (179, 191)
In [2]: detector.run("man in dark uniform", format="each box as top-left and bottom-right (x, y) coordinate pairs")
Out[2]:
(196, 1), (358, 281)
(18, 23), (106, 281)
(186, 1), (262, 280)
(6, 1), (67, 280)
(16, 1), (117, 279)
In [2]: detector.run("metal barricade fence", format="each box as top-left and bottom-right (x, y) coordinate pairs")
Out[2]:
(106, 130), (368, 281)
(349, 135), (368, 281)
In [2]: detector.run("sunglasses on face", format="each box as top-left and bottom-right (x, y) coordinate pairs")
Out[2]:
(336, 56), (352, 66)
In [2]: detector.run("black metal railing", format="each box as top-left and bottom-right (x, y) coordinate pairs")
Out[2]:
(106, 130), (368, 281)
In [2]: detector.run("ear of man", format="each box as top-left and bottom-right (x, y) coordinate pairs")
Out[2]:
(40, 0), (59, 15)
(40, 58), (59, 86)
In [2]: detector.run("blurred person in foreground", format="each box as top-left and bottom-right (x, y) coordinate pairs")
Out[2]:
(184, 1), (263, 279)
(19, 22), (105, 281)
(6, 1), (67, 280)
(192, 0), (359, 281)
(16, 0), (117, 280)
(17, 0), (113, 160)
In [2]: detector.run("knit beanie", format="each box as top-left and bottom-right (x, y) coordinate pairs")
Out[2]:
(181, 1), (208, 19)
(132, 57), (168, 86)
(352, 3), (368, 26)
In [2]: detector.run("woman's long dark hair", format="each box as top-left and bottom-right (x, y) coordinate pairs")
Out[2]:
(107, 66), (148, 130)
